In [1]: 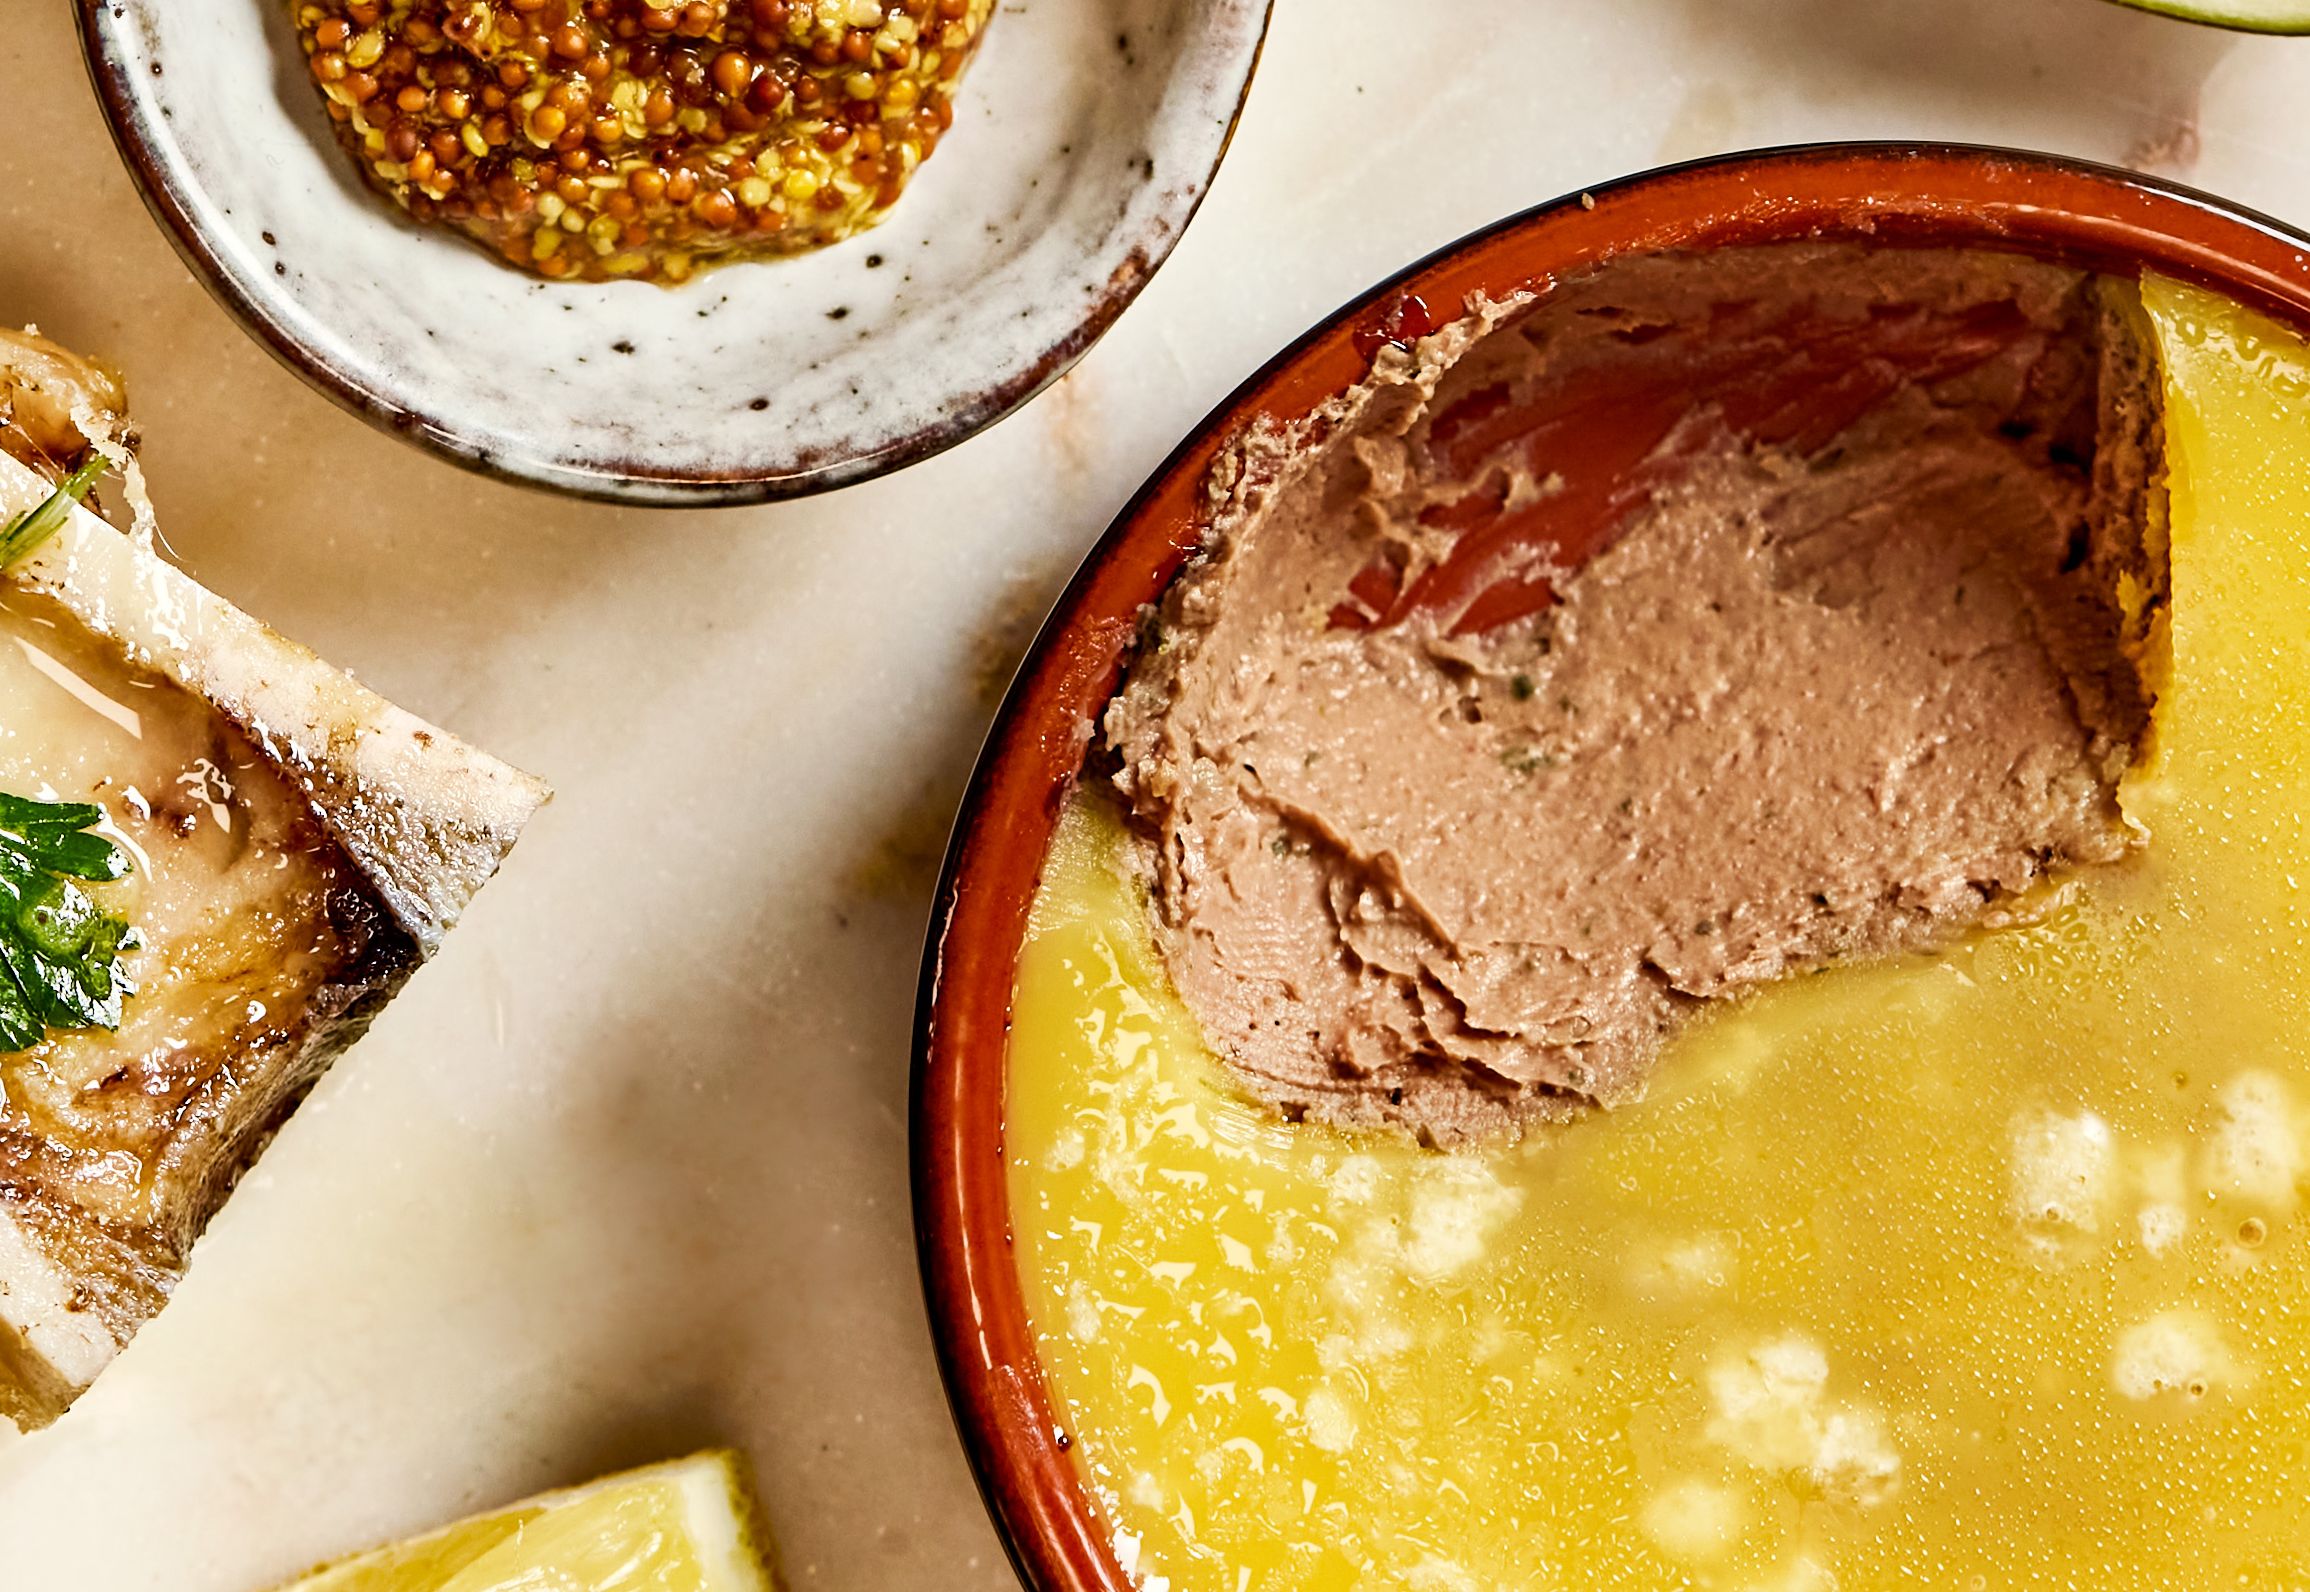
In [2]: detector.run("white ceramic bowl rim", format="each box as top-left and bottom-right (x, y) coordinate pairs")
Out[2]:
(78, 0), (1272, 505)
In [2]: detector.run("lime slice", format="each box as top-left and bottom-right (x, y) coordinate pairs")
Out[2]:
(272, 1451), (778, 1592)
(2103, 0), (2310, 31)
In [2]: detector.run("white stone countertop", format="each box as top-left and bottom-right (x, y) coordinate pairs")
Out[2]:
(2, 0), (2307, 1586)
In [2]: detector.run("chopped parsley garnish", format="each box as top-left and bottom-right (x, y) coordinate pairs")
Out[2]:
(0, 793), (139, 1052)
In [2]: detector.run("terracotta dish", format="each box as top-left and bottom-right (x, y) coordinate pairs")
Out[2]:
(910, 142), (2310, 1592)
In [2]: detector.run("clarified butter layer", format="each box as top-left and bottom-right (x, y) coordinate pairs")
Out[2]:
(1003, 276), (2310, 1591)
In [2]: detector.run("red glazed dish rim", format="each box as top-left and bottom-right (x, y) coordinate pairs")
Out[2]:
(910, 141), (2310, 1592)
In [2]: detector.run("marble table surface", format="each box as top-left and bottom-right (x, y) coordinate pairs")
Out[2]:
(4, 1), (2308, 1587)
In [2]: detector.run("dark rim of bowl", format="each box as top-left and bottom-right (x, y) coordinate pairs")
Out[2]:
(911, 140), (2310, 1592)
(72, 0), (1273, 506)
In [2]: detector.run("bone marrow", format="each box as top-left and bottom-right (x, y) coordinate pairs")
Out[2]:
(0, 329), (547, 1427)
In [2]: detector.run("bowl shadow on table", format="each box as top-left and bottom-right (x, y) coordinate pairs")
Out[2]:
(451, 577), (1057, 1578)
(1667, 0), (2234, 140)
(517, 831), (1012, 1570)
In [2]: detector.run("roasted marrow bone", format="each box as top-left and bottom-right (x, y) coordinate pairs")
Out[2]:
(0, 332), (547, 1427)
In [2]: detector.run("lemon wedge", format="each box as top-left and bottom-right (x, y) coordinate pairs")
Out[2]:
(2105, 0), (2310, 30)
(271, 1451), (777, 1592)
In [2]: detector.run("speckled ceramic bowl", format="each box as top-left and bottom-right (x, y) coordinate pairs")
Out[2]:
(912, 143), (2310, 1592)
(78, 0), (1271, 504)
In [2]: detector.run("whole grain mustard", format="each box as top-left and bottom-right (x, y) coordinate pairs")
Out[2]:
(294, 0), (993, 283)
